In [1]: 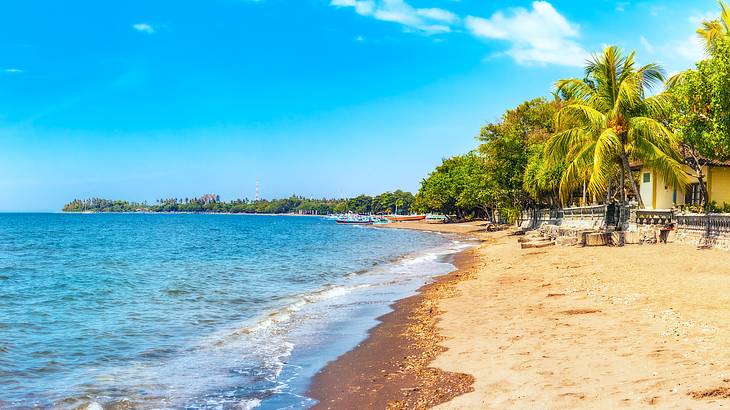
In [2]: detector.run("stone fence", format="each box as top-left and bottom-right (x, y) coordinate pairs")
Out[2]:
(518, 204), (730, 250)
(517, 204), (619, 231)
(674, 213), (730, 250)
(517, 208), (563, 230)
(635, 209), (674, 226)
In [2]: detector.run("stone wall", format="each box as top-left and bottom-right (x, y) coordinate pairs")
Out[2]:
(674, 213), (730, 250)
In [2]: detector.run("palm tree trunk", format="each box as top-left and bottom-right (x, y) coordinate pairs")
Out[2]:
(619, 163), (626, 203)
(620, 151), (644, 208)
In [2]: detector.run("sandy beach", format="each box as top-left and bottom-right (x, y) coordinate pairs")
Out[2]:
(310, 220), (730, 408)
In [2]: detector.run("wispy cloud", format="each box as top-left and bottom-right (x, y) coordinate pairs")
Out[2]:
(640, 36), (655, 54)
(3, 68), (24, 74)
(673, 35), (705, 62)
(330, 0), (457, 34)
(689, 10), (717, 25)
(132, 23), (156, 34)
(465, 1), (589, 67)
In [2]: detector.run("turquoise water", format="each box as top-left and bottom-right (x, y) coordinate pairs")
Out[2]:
(0, 214), (468, 409)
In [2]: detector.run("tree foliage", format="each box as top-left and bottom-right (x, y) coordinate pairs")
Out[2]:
(697, 0), (730, 53)
(667, 36), (730, 205)
(546, 46), (686, 207)
(413, 152), (496, 219)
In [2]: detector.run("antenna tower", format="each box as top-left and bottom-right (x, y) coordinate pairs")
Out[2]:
(255, 178), (260, 201)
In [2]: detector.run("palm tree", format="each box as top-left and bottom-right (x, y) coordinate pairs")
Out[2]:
(697, 1), (730, 52)
(545, 46), (687, 208)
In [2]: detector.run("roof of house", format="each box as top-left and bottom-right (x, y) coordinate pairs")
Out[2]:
(630, 157), (730, 170)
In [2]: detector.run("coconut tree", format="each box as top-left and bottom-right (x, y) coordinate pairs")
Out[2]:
(697, 1), (730, 52)
(545, 46), (687, 208)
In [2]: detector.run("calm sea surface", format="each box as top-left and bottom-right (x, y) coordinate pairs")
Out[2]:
(0, 214), (469, 409)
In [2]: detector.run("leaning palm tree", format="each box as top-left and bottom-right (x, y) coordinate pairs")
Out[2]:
(697, 0), (730, 52)
(545, 46), (687, 208)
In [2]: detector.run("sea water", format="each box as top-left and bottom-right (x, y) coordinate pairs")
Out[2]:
(0, 214), (470, 409)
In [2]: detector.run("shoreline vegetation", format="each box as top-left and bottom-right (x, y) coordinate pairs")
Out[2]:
(61, 191), (415, 215)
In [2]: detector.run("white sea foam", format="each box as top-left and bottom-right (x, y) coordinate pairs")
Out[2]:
(237, 398), (261, 409)
(87, 402), (104, 410)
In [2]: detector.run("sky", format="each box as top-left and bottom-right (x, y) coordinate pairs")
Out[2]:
(0, 0), (720, 211)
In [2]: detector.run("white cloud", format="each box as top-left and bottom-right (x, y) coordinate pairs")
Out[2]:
(3, 68), (23, 74)
(415, 8), (458, 24)
(674, 35), (705, 62)
(465, 1), (589, 67)
(330, 0), (457, 34)
(689, 11), (716, 25)
(640, 36), (655, 54)
(132, 23), (156, 34)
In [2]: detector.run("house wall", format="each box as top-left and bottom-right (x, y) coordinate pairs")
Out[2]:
(639, 165), (704, 210)
(639, 168), (654, 208)
(709, 167), (730, 206)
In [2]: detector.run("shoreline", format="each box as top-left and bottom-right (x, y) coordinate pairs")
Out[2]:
(308, 221), (488, 409)
(309, 220), (730, 408)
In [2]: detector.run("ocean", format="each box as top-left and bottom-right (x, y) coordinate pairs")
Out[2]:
(0, 214), (470, 409)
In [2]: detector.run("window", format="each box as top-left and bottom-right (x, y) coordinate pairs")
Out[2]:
(685, 183), (704, 205)
(643, 172), (651, 183)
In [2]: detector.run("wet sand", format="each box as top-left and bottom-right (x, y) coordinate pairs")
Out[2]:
(308, 245), (479, 409)
(311, 220), (730, 408)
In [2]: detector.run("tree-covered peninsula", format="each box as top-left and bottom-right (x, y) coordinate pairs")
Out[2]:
(63, 190), (416, 215)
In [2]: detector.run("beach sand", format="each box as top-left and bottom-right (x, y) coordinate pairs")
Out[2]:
(311, 220), (730, 408)
(308, 247), (479, 409)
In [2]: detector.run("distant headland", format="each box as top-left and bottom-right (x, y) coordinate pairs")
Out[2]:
(62, 191), (416, 215)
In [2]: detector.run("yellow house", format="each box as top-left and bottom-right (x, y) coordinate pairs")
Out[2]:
(636, 161), (730, 209)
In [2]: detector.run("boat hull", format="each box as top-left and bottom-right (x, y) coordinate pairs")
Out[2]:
(385, 215), (427, 222)
(335, 220), (373, 225)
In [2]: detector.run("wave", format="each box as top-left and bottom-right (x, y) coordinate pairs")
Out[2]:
(64, 237), (476, 410)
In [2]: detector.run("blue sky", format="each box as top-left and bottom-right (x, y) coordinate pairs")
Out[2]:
(0, 0), (719, 211)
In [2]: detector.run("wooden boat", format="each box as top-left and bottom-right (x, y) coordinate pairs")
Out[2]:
(385, 215), (427, 222)
(335, 219), (373, 225)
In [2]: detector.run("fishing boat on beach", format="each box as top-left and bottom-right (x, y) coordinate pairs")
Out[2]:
(385, 215), (427, 222)
(335, 218), (373, 225)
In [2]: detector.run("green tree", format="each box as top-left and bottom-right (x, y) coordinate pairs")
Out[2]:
(478, 97), (560, 211)
(414, 153), (497, 220)
(668, 36), (730, 205)
(523, 143), (567, 206)
(546, 46), (687, 207)
(697, 1), (730, 53)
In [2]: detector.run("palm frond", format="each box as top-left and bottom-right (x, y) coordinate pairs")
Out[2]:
(545, 127), (591, 165)
(555, 103), (606, 133)
(614, 72), (643, 114)
(558, 143), (595, 204)
(643, 93), (675, 120)
(636, 139), (689, 190)
(635, 63), (665, 91)
(665, 70), (691, 89)
(697, 19), (726, 52)
(555, 78), (595, 101)
(586, 128), (621, 198)
(720, 0), (730, 32)
(629, 117), (681, 160)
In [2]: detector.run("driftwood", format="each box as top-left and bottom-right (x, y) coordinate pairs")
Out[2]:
(521, 241), (555, 249)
